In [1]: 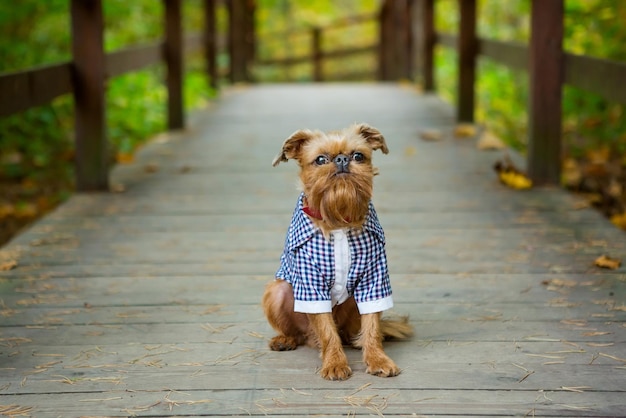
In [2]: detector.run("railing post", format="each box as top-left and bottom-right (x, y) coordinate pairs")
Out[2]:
(528, 0), (564, 185)
(312, 27), (322, 82)
(70, 0), (108, 191)
(415, 0), (435, 91)
(228, 0), (252, 83)
(457, 0), (476, 122)
(378, 0), (412, 81)
(203, 0), (218, 90)
(164, 0), (184, 130)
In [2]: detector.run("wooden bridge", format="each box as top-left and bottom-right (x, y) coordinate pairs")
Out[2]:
(1, 1), (626, 417)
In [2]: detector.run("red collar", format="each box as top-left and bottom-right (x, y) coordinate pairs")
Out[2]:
(303, 206), (323, 220)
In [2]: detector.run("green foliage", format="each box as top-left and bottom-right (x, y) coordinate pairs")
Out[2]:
(0, 0), (215, 191)
(254, 0), (379, 81)
(433, 0), (625, 157)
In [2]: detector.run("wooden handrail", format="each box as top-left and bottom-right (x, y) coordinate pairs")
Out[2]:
(0, 0), (228, 192)
(0, 63), (73, 118)
(418, 0), (626, 185)
(255, 13), (379, 82)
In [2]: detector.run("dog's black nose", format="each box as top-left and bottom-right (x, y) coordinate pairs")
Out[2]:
(333, 154), (350, 172)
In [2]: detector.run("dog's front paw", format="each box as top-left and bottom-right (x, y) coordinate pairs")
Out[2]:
(320, 360), (352, 381)
(365, 355), (401, 377)
(269, 336), (299, 351)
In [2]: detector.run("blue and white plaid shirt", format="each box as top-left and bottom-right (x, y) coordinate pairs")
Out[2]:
(276, 193), (393, 314)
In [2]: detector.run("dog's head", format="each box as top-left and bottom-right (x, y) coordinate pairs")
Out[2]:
(273, 123), (388, 233)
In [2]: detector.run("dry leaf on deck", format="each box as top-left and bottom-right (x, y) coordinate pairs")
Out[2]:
(477, 130), (505, 150)
(144, 163), (159, 173)
(419, 129), (443, 141)
(404, 146), (417, 156)
(0, 260), (18, 271)
(493, 155), (532, 190)
(610, 213), (626, 230)
(454, 123), (477, 138)
(594, 255), (621, 270)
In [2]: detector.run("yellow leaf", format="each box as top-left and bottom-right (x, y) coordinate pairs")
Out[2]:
(454, 123), (477, 138)
(594, 255), (621, 270)
(477, 130), (505, 150)
(499, 171), (532, 190)
(419, 129), (443, 141)
(0, 260), (18, 271)
(610, 213), (626, 229)
(116, 152), (134, 164)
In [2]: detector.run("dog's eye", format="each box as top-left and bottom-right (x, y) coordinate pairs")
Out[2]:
(352, 152), (365, 162)
(314, 155), (330, 165)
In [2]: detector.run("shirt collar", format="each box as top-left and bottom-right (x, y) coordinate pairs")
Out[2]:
(286, 193), (385, 250)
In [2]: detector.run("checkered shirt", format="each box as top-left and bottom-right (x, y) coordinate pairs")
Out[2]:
(275, 192), (393, 314)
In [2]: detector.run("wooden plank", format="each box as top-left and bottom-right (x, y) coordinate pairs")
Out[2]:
(228, 0), (250, 82)
(183, 32), (204, 54)
(565, 52), (626, 104)
(104, 42), (162, 78)
(457, 0), (477, 122)
(479, 38), (528, 72)
(422, 0), (436, 90)
(164, 0), (184, 130)
(528, 0), (564, 185)
(203, 0), (218, 90)
(1, 84), (625, 417)
(312, 27), (322, 81)
(0, 63), (73, 117)
(1, 389), (623, 417)
(70, 0), (108, 191)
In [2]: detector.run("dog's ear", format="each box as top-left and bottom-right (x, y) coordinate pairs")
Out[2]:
(356, 124), (389, 154)
(272, 129), (314, 166)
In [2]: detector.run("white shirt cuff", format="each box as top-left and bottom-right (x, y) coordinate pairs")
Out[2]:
(294, 299), (332, 314)
(357, 296), (394, 314)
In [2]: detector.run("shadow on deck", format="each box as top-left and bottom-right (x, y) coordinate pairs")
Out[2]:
(1, 84), (625, 417)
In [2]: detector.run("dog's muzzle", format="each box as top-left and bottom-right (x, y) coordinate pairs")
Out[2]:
(334, 154), (350, 173)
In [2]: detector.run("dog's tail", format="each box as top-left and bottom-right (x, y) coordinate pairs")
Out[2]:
(381, 315), (414, 340)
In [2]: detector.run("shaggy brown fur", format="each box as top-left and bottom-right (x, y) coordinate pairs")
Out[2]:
(264, 123), (412, 380)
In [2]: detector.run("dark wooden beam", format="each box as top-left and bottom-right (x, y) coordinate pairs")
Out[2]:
(564, 53), (626, 105)
(228, 0), (249, 82)
(528, 0), (564, 185)
(105, 42), (162, 78)
(422, 0), (436, 91)
(70, 0), (108, 191)
(203, 0), (218, 90)
(457, 0), (477, 122)
(164, 0), (184, 130)
(0, 63), (73, 118)
(312, 27), (322, 82)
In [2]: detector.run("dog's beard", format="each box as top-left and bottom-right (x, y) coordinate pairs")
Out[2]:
(306, 173), (372, 230)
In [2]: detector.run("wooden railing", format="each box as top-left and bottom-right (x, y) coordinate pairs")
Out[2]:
(255, 13), (379, 82)
(0, 0), (245, 191)
(414, 0), (626, 185)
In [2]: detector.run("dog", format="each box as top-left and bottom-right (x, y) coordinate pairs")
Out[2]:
(262, 123), (413, 381)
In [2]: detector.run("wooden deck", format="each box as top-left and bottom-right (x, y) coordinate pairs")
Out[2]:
(1, 84), (625, 417)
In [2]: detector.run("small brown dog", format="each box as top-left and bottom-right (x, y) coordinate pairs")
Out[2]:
(263, 123), (412, 380)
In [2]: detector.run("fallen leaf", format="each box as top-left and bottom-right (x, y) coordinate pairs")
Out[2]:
(477, 130), (505, 150)
(404, 146), (417, 156)
(562, 158), (582, 188)
(116, 152), (135, 164)
(610, 213), (626, 229)
(454, 123), (477, 138)
(0, 260), (18, 271)
(499, 171), (532, 190)
(419, 129), (443, 141)
(144, 163), (159, 173)
(493, 155), (532, 190)
(594, 255), (621, 270)
(110, 183), (126, 193)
